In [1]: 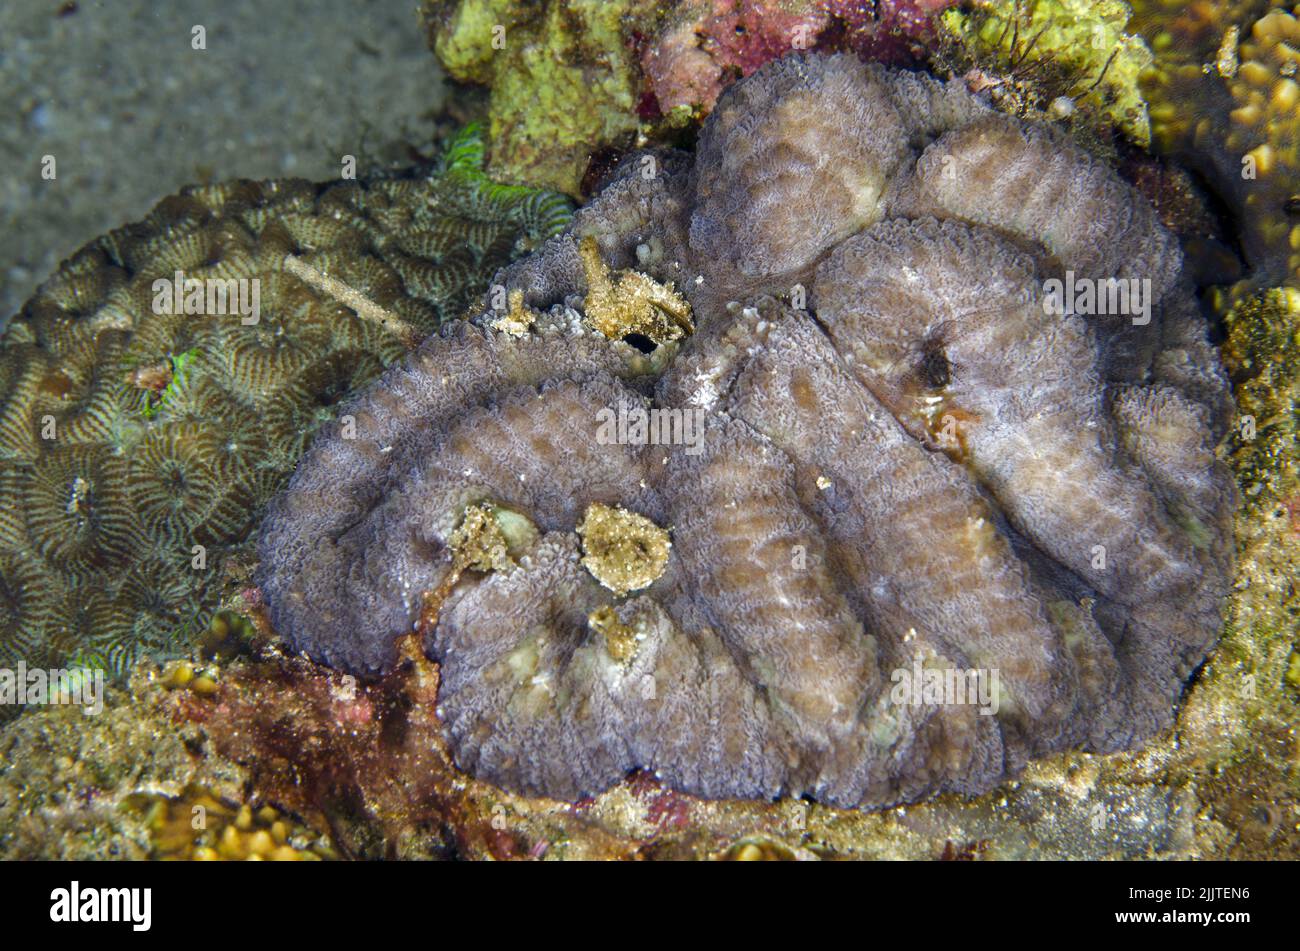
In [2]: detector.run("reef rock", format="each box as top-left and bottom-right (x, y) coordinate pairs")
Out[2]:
(259, 54), (1236, 809)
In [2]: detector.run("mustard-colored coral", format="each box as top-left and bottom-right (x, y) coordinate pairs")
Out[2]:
(579, 236), (693, 344)
(1226, 8), (1300, 287)
(424, 0), (658, 195)
(941, 0), (1155, 145)
(449, 501), (539, 573)
(576, 502), (671, 597)
(490, 288), (537, 337)
(134, 785), (335, 861)
(1133, 1), (1300, 298)
(587, 604), (641, 663)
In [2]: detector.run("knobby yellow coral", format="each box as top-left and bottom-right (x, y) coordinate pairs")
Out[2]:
(1133, 1), (1300, 296)
(579, 236), (694, 345)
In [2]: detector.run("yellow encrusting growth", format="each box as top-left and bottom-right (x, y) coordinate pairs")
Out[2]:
(587, 604), (641, 663)
(579, 237), (693, 345)
(490, 288), (538, 337)
(449, 501), (538, 573)
(576, 502), (671, 596)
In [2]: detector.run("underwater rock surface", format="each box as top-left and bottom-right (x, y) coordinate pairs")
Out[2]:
(259, 54), (1236, 809)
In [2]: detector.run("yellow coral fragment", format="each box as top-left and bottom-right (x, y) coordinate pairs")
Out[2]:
(491, 288), (537, 337)
(579, 236), (693, 345)
(587, 604), (640, 663)
(576, 502), (671, 596)
(449, 502), (538, 573)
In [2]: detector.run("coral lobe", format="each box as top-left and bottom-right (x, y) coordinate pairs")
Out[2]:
(259, 54), (1235, 809)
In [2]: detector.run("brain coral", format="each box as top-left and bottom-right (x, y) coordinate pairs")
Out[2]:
(0, 127), (571, 686)
(259, 54), (1236, 808)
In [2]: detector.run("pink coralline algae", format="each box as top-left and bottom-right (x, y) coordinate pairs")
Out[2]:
(641, 0), (960, 118)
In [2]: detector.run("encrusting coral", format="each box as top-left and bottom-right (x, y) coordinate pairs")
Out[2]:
(0, 127), (572, 690)
(424, 0), (657, 195)
(259, 53), (1236, 810)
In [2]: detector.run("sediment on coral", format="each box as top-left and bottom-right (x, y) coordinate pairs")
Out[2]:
(259, 53), (1235, 810)
(0, 127), (572, 691)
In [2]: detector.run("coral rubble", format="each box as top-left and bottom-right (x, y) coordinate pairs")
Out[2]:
(259, 54), (1235, 810)
(0, 128), (572, 690)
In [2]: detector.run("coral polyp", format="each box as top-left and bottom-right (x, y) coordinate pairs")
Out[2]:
(0, 127), (572, 688)
(259, 54), (1235, 808)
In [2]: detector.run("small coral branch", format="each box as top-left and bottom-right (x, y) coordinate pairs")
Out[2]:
(283, 256), (423, 349)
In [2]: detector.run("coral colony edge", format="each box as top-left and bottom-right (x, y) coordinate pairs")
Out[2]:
(0, 126), (571, 687)
(257, 54), (1235, 809)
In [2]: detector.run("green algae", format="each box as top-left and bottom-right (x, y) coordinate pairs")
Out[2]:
(440, 122), (575, 237)
(941, 0), (1154, 146)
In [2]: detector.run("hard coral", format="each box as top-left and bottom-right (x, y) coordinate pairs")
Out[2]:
(259, 54), (1235, 810)
(1132, 0), (1300, 295)
(0, 128), (571, 689)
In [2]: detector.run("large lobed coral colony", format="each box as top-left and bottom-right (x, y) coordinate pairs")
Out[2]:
(260, 54), (1237, 809)
(0, 128), (571, 684)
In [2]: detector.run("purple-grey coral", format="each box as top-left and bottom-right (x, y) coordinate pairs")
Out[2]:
(258, 54), (1236, 809)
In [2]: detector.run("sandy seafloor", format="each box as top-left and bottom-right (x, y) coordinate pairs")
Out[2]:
(0, 0), (446, 326)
